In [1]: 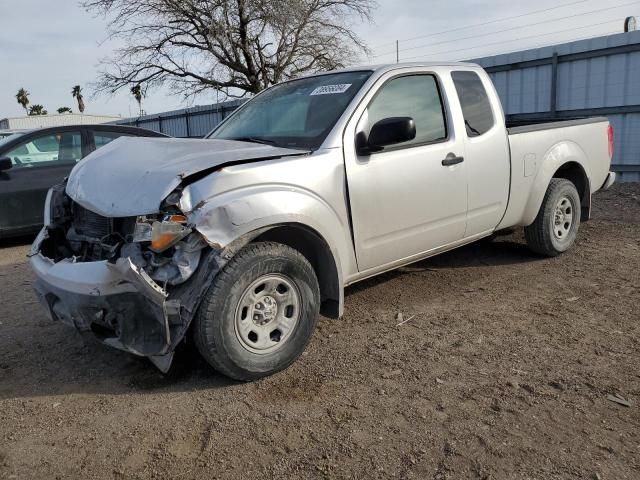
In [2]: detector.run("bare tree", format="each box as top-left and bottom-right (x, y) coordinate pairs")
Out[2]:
(82, 0), (375, 99)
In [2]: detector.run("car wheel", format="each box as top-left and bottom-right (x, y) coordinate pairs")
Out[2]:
(524, 178), (581, 257)
(194, 241), (320, 381)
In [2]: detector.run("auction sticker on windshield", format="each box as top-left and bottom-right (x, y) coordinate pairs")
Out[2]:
(310, 84), (352, 95)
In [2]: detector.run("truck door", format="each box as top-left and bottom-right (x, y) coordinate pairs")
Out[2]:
(344, 72), (468, 272)
(450, 70), (510, 236)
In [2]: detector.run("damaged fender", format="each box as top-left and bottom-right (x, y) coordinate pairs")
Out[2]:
(179, 183), (349, 317)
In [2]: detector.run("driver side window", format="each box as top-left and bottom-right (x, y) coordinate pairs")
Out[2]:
(366, 74), (448, 149)
(4, 132), (82, 169)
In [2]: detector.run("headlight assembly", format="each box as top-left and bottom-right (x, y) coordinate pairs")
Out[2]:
(132, 214), (192, 253)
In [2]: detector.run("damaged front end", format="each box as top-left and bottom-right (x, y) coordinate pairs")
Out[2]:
(30, 183), (226, 372)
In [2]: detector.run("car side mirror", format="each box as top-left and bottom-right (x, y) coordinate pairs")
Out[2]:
(0, 157), (12, 171)
(356, 117), (416, 155)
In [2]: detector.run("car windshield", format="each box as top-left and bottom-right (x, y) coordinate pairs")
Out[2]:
(208, 71), (373, 150)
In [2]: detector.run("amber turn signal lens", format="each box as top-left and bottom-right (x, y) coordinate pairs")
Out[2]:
(150, 219), (191, 252)
(151, 233), (181, 252)
(167, 214), (187, 223)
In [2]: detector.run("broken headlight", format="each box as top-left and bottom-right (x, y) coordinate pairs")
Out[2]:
(43, 182), (71, 227)
(132, 214), (192, 253)
(124, 221), (207, 286)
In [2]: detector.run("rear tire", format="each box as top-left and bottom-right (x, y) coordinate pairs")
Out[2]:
(194, 242), (320, 381)
(524, 178), (581, 257)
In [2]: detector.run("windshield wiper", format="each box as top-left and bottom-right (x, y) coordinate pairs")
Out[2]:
(229, 136), (278, 146)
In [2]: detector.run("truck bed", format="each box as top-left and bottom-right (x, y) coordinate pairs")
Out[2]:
(498, 116), (612, 230)
(506, 116), (609, 135)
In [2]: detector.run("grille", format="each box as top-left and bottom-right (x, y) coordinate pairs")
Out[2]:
(72, 203), (112, 239)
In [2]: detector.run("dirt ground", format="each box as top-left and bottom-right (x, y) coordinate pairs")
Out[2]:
(0, 184), (638, 480)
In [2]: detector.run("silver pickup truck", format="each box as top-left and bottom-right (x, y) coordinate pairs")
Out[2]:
(30, 63), (616, 380)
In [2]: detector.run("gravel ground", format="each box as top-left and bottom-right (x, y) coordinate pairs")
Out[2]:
(0, 184), (639, 480)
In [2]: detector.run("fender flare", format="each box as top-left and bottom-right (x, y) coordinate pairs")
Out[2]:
(520, 141), (591, 226)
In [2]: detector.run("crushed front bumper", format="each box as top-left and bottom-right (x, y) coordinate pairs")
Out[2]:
(30, 228), (181, 372)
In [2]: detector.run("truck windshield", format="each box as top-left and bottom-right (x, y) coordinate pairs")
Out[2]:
(208, 71), (373, 150)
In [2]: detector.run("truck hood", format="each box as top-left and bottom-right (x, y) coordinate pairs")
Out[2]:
(66, 137), (308, 217)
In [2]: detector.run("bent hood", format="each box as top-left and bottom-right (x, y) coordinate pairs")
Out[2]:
(66, 137), (308, 217)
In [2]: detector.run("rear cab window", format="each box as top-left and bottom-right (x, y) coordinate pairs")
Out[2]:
(451, 71), (495, 137)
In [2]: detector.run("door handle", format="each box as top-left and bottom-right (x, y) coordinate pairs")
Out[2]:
(442, 154), (464, 166)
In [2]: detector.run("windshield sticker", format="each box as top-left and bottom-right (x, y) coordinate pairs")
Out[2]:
(310, 84), (352, 96)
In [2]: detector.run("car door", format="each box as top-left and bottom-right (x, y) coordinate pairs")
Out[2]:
(450, 70), (510, 236)
(0, 129), (86, 235)
(343, 72), (468, 272)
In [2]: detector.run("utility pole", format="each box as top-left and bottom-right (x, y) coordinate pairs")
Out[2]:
(396, 40), (399, 63)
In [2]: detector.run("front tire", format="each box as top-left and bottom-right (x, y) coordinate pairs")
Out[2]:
(524, 178), (581, 257)
(194, 242), (320, 381)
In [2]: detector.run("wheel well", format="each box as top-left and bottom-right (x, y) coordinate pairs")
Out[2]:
(254, 225), (341, 319)
(553, 162), (590, 221)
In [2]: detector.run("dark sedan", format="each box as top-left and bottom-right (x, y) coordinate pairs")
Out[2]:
(0, 124), (166, 239)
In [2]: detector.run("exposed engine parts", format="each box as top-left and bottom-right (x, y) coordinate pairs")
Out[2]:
(44, 186), (206, 287)
(122, 233), (207, 286)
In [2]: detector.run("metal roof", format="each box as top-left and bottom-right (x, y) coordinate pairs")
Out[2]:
(0, 113), (121, 130)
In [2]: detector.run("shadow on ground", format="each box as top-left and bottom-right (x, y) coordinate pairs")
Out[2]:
(0, 233), (36, 249)
(346, 236), (539, 296)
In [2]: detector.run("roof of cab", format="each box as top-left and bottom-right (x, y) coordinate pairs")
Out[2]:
(301, 61), (480, 78)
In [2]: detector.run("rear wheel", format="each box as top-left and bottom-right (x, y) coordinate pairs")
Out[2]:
(524, 178), (581, 257)
(194, 242), (320, 381)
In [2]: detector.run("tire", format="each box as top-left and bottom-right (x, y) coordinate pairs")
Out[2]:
(193, 242), (320, 381)
(524, 178), (581, 257)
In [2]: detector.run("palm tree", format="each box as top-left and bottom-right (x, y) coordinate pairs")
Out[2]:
(72, 85), (85, 113)
(130, 84), (143, 115)
(16, 88), (30, 114)
(28, 105), (47, 116)
(57, 107), (72, 114)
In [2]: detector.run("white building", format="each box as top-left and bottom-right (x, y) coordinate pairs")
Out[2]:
(0, 113), (121, 130)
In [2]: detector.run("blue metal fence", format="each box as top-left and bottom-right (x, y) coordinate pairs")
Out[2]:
(114, 100), (244, 138)
(473, 30), (640, 182)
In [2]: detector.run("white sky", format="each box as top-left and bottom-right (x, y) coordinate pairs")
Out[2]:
(0, 0), (634, 119)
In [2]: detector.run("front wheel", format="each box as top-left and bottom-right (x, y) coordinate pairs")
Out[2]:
(193, 242), (320, 381)
(524, 178), (581, 257)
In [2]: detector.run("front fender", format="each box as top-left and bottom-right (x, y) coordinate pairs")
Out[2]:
(520, 141), (590, 226)
(182, 184), (353, 286)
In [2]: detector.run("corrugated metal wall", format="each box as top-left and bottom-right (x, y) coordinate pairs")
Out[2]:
(474, 30), (640, 182)
(113, 100), (245, 138)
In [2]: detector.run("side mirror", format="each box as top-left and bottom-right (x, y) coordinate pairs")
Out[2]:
(356, 117), (416, 155)
(0, 157), (12, 171)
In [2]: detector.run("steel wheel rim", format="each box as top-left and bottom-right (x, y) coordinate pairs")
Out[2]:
(551, 195), (574, 241)
(234, 274), (301, 354)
